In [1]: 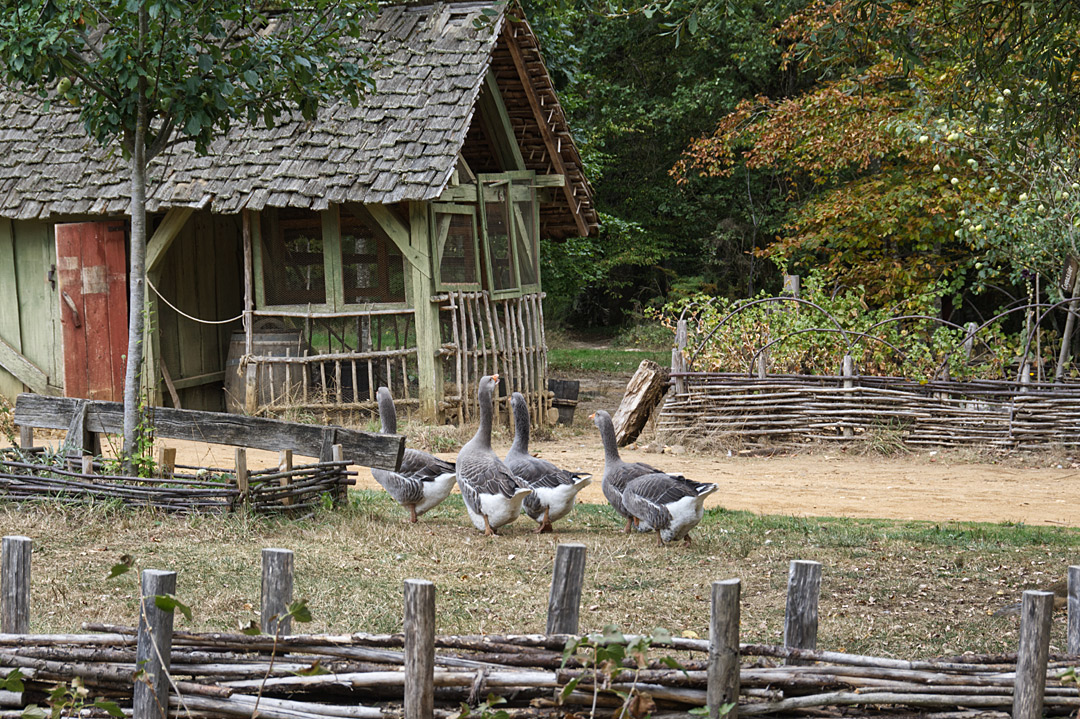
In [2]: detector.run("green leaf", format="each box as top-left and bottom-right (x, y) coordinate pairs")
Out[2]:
(0, 669), (23, 693)
(154, 594), (193, 621)
(239, 620), (262, 636)
(601, 624), (625, 645)
(21, 705), (47, 719)
(286, 599), (312, 623)
(294, 661), (330, 677)
(93, 700), (125, 718)
(107, 555), (134, 580)
(559, 676), (581, 702)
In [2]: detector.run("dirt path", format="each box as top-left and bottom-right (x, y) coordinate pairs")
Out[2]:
(90, 435), (1077, 528)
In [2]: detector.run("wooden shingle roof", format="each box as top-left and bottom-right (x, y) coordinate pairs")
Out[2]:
(0, 1), (596, 235)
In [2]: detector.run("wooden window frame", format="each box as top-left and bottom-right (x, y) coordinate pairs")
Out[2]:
(431, 203), (483, 293)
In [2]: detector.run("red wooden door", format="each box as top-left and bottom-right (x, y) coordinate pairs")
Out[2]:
(55, 222), (128, 401)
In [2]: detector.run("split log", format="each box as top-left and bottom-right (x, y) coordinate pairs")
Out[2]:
(612, 360), (671, 446)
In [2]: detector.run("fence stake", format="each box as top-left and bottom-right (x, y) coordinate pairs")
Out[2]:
(546, 543), (586, 635)
(279, 450), (294, 507)
(1068, 565), (1079, 656)
(673, 319), (688, 394)
(784, 560), (822, 665)
(841, 356), (854, 437)
(332, 443), (347, 504)
(1013, 590), (1054, 719)
(1, 536), (31, 634)
(708, 579), (740, 719)
(157, 447), (176, 479)
(234, 449), (249, 505)
(134, 569), (176, 719)
(81, 455), (93, 476)
(17, 426), (32, 450)
(261, 548), (294, 635)
(404, 579), (435, 719)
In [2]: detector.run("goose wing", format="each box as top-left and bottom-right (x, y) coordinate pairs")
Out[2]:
(624, 474), (698, 530)
(399, 448), (456, 482)
(458, 452), (523, 499)
(508, 455), (578, 489)
(607, 460), (661, 490)
(371, 468), (425, 506)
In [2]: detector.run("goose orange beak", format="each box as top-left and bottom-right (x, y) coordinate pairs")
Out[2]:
(492, 373), (500, 382)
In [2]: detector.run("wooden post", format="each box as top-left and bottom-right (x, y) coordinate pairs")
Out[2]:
(81, 455), (93, 476)
(1068, 565), (1079, 656)
(279, 450), (293, 507)
(784, 560), (822, 665)
(672, 319), (688, 395)
(408, 201), (443, 421)
(134, 569), (176, 719)
(403, 579), (435, 719)
(546, 543), (586, 635)
(157, 447), (176, 479)
(1013, 590), (1054, 719)
(234, 448), (249, 503)
(331, 443), (347, 504)
(261, 548), (294, 635)
(841, 356), (854, 438)
(708, 579), (740, 719)
(756, 353), (767, 380)
(17, 426), (32, 450)
(1, 536), (31, 634)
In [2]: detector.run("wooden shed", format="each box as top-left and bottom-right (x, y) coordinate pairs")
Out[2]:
(0, 0), (597, 423)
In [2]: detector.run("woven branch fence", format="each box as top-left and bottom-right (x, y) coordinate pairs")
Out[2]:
(658, 372), (1080, 449)
(0, 542), (1077, 719)
(0, 448), (354, 514)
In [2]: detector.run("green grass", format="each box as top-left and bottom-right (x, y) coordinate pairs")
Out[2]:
(547, 347), (672, 374)
(5, 494), (1078, 659)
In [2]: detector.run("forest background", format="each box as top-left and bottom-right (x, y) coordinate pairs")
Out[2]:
(533, 0), (1080, 348)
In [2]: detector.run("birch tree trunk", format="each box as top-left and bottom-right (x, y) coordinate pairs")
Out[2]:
(122, 8), (150, 471)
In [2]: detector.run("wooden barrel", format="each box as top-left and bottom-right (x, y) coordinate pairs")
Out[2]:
(548, 379), (580, 425)
(224, 330), (307, 413)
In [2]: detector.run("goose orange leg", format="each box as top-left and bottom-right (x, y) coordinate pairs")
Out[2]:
(483, 514), (497, 536)
(409, 505), (418, 523)
(623, 516), (634, 533)
(534, 507), (553, 534)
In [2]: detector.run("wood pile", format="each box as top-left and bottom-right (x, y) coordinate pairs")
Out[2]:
(0, 629), (1076, 719)
(659, 373), (1080, 449)
(0, 448), (353, 514)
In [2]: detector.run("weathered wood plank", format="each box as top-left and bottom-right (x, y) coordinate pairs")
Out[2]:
(784, 560), (822, 665)
(14, 393), (404, 470)
(261, 548), (294, 636)
(0, 337), (54, 396)
(404, 579), (435, 719)
(611, 360), (670, 446)
(134, 569), (176, 719)
(0, 218), (24, 401)
(145, 207), (194, 273)
(1013, 590), (1054, 719)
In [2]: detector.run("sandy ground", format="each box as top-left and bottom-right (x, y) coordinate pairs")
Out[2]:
(70, 435), (1076, 528)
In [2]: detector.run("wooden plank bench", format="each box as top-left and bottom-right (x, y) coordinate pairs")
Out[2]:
(12, 393), (404, 470)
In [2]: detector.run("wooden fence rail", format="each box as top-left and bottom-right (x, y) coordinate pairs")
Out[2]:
(659, 372), (1080, 449)
(0, 541), (1077, 719)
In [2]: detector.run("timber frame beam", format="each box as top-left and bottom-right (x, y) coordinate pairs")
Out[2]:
(0, 337), (60, 396)
(504, 29), (589, 238)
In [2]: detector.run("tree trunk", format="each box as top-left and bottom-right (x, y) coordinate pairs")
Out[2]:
(122, 10), (150, 471)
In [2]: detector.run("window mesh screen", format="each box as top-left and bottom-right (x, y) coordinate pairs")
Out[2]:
(484, 183), (516, 292)
(341, 209), (406, 304)
(512, 180), (538, 287)
(436, 211), (478, 286)
(261, 208), (326, 306)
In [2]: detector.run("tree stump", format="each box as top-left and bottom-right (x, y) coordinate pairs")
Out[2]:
(612, 359), (670, 446)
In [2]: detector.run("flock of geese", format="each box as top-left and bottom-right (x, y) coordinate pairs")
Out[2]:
(372, 374), (717, 546)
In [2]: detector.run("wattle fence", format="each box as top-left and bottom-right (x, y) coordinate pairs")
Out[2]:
(0, 539), (1077, 719)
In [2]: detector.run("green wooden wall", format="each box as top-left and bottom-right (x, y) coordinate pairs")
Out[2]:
(0, 219), (64, 402)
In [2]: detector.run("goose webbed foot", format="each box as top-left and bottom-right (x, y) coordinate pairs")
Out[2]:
(483, 515), (498, 537)
(682, 534), (692, 547)
(655, 530), (664, 547)
(409, 506), (418, 523)
(623, 516), (634, 533)
(534, 508), (554, 533)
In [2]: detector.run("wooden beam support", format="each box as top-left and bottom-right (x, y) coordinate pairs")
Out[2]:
(532, 174), (566, 187)
(505, 31), (589, 238)
(169, 370), (226, 391)
(480, 71), (526, 172)
(0, 336), (59, 396)
(357, 203), (428, 276)
(14, 393), (405, 469)
(407, 202), (442, 421)
(145, 207), (195, 273)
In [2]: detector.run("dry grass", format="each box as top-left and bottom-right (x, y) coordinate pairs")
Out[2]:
(1, 493), (1077, 661)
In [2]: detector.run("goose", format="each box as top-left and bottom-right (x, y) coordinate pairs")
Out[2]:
(591, 409), (673, 532)
(456, 375), (532, 535)
(622, 473), (718, 546)
(505, 392), (591, 533)
(371, 387), (457, 523)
